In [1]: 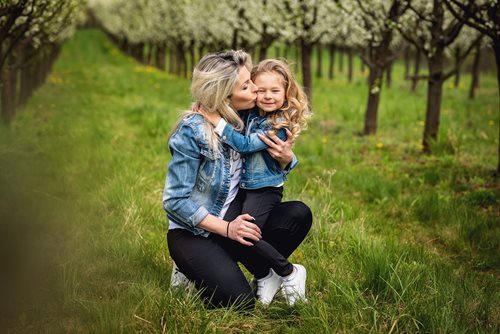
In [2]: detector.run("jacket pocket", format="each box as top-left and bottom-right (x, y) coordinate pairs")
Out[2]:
(197, 146), (217, 192)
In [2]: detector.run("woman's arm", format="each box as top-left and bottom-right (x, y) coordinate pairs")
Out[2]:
(163, 123), (210, 229)
(197, 213), (262, 246)
(163, 120), (262, 245)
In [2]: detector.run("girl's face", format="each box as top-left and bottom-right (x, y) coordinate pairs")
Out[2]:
(229, 66), (258, 111)
(255, 72), (286, 113)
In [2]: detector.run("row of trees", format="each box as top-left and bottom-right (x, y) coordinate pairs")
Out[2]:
(0, 0), (84, 122)
(4, 1), (495, 173)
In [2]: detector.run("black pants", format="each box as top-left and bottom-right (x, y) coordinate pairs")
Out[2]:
(167, 198), (312, 309)
(236, 187), (293, 278)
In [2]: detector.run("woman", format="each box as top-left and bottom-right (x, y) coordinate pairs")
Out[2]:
(163, 50), (312, 309)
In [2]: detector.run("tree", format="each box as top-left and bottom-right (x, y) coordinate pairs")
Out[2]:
(341, 0), (409, 135)
(443, 0), (500, 174)
(278, 0), (336, 100)
(397, 0), (480, 152)
(448, 25), (482, 88)
(0, 0), (82, 121)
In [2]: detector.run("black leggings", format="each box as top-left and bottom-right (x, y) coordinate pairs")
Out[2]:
(233, 187), (293, 278)
(167, 199), (312, 309)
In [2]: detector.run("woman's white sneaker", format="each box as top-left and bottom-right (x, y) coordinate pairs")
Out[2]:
(282, 264), (307, 305)
(256, 269), (282, 305)
(170, 262), (189, 290)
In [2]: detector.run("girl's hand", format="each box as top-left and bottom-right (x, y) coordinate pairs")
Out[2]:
(258, 129), (294, 169)
(195, 105), (221, 127)
(227, 214), (261, 246)
(203, 111), (222, 127)
(192, 103), (222, 127)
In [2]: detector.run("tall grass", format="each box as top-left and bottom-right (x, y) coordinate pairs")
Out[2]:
(0, 29), (498, 333)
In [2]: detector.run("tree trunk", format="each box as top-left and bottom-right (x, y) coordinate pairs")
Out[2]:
(138, 43), (146, 63)
(386, 60), (393, 88)
(155, 43), (166, 70)
(364, 65), (384, 135)
(284, 43), (289, 59)
(339, 48), (344, 73)
(360, 54), (366, 73)
(328, 44), (335, 80)
(493, 40), (500, 175)
(316, 45), (323, 78)
(275, 46), (280, 58)
(469, 42), (481, 99)
(258, 45), (268, 62)
(175, 43), (186, 77)
(19, 63), (34, 106)
(198, 45), (204, 62)
(404, 47), (410, 80)
(422, 51), (444, 153)
(294, 43), (300, 73)
(1, 60), (17, 122)
(300, 39), (312, 100)
(189, 43), (195, 74)
(347, 48), (353, 83)
(232, 29), (238, 50)
(411, 48), (421, 92)
(168, 48), (175, 74)
(146, 43), (154, 66)
(454, 46), (461, 88)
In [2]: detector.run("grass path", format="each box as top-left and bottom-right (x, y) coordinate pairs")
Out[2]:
(0, 29), (498, 333)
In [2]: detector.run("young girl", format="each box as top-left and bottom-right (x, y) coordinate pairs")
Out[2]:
(202, 59), (311, 305)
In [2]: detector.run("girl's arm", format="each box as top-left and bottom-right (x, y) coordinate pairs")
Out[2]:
(217, 117), (287, 153)
(202, 110), (286, 153)
(202, 109), (295, 169)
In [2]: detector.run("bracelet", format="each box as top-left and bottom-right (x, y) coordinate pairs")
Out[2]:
(226, 221), (231, 238)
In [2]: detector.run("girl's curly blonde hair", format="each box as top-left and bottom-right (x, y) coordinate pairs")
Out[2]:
(251, 59), (311, 140)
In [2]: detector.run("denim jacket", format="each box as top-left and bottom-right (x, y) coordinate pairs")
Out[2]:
(219, 108), (298, 189)
(163, 113), (232, 237)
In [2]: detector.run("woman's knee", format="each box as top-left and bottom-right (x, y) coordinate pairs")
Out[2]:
(282, 201), (313, 231)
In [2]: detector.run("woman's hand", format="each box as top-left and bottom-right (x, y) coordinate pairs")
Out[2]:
(257, 129), (294, 169)
(227, 214), (261, 246)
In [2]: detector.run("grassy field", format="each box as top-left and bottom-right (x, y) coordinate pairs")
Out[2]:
(0, 29), (499, 333)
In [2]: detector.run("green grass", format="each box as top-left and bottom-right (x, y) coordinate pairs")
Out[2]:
(0, 29), (498, 333)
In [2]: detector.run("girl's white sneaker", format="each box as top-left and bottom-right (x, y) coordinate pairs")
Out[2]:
(282, 264), (307, 305)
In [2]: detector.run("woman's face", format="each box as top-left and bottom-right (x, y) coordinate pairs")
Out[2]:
(229, 66), (258, 111)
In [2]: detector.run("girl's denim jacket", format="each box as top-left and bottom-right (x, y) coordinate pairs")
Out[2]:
(217, 108), (298, 189)
(163, 113), (297, 237)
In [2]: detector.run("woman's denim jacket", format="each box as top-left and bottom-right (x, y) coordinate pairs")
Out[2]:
(218, 108), (298, 189)
(163, 112), (297, 237)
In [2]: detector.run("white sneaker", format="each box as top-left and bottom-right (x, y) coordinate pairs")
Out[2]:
(282, 264), (307, 305)
(170, 262), (189, 290)
(256, 269), (282, 305)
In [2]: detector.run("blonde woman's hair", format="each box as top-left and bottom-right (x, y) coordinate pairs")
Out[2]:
(251, 59), (311, 140)
(171, 50), (252, 154)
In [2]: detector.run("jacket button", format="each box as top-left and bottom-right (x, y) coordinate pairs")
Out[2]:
(241, 183), (245, 187)
(223, 135), (227, 140)
(242, 169), (246, 173)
